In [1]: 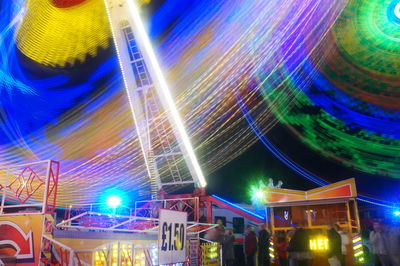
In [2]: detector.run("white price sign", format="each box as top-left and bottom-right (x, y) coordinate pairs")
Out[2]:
(158, 209), (187, 265)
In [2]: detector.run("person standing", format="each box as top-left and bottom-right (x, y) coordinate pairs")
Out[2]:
(370, 222), (391, 266)
(216, 219), (226, 241)
(257, 223), (270, 266)
(387, 223), (400, 266)
(244, 226), (258, 266)
(327, 224), (342, 266)
(334, 224), (349, 266)
(223, 228), (235, 266)
(276, 233), (289, 266)
(287, 223), (311, 266)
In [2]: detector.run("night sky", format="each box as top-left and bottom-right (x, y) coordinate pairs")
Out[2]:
(144, 0), (400, 206)
(208, 122), (400, 206)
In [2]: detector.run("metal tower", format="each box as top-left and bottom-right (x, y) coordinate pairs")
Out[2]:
(104, 0), (206, 198)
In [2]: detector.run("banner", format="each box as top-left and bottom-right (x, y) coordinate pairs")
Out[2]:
(189, 239), (199, 266)
(0, 215), (44, 266)
(158, 209), (187, 265)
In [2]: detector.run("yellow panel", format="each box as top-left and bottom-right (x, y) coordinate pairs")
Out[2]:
(309, 236), (328, 251)
(16, 0), (111, 67)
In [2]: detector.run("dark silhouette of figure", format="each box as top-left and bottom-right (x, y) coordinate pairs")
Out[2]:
(257, 223), (270, 266)
(244, 226), (257, 266)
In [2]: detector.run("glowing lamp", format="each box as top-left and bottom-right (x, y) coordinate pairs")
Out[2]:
(255, 189), (264, 199)
(394, 1), (400, 19)
(388, 1), (400, 24)
(106, 195), (122, 209)
(394, 210), (400, 216)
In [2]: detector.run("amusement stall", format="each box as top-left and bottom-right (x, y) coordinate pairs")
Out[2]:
(0, 159), (266, 265)
(262, 178), (365, 265)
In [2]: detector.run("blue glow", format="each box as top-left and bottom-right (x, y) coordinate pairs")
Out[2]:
(106, 195), (122, 208)
(236, 92), (328, 187)
(274, 215), (296, 227)
(301, 60), (400, 138)
(394, 210), (400, 216)
(149, 0), (200, 39)
(388, 1), (400, 25)
(211, 194), (265, 220)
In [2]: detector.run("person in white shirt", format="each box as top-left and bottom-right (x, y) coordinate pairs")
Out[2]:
(369, 222), (390, 266)
(334, 224), (349, 266)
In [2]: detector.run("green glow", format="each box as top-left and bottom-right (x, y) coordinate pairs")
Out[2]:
(260, 0), (400, 178)
(254, 189), (264, 199)
(334, 0), (400, 77)
(249, 180), (269, 204)
(268, 87), (400, 177)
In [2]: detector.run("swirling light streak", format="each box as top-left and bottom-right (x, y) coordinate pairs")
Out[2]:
(0, 0), (348, 205)
(261, 0), (400, 180)
(237, 91), (396, 208)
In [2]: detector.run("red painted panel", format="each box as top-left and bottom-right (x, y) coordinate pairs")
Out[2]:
(307, 185), (352, 200)
(52, 0), (87, 8)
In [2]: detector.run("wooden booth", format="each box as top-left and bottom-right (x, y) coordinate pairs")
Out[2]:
(264, 178), (364, 265)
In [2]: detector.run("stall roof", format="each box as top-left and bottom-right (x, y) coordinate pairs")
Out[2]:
(264, 178), (357, 206)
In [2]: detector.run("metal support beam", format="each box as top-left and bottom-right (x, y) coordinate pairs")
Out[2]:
(103, 0), (206, 199)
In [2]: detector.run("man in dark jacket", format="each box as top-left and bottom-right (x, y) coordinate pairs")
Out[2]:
(244, 226), (257, 266)
(288, 223), (311, 266)
(258, 223), (270, 266)
(223, 228), (235, 266)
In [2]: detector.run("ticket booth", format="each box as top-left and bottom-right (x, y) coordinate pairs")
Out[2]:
(263, 179), (364, 265)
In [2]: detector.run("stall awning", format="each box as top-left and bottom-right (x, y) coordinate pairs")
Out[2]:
(264, 178), (357, 206)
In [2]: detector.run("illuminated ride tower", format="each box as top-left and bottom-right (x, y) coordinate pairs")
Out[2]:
(104, 0), (207, 199)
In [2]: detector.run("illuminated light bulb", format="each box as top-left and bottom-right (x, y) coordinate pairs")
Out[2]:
(255, 189), (264, 199)
(388, 0), (400, 24)
(107, 196), (122, 209)
(395, 1), (400, 19)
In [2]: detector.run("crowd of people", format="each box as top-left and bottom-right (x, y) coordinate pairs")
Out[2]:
(204, 219), (400, 266)
(284, 222), (349, 266)
(205, 220), (272, 266)
(368, 221), (400, 266)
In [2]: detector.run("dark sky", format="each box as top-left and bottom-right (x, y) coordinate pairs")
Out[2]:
(207, 122), (400, 206)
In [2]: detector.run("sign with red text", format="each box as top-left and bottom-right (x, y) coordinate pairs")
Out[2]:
(158, 209), (187, 265)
